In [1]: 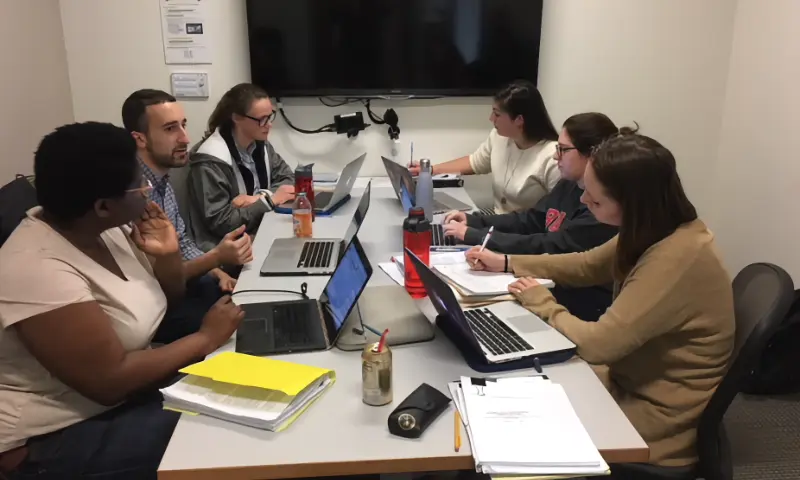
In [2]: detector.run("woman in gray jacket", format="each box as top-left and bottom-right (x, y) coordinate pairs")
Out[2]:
(186, 83), (295, 252)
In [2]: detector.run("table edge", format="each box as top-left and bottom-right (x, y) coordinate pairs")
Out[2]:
(157, 447), (650, 479)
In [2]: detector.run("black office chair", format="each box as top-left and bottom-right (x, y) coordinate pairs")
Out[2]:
(0, 175), (37, 247)
(608, 262), (795, 480)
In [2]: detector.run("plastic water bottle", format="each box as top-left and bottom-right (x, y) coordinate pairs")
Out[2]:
(292, 192), (313, 238)
(416, 158), (434, 222)
(294, 163), (316, 220)
(403, 206), (431, 298)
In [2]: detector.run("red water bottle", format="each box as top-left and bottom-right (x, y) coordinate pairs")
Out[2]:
(294, 163), (315, 220)
(403, 206), (431, 299)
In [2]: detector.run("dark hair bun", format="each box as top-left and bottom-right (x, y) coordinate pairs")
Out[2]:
(618, 122), (641, 136)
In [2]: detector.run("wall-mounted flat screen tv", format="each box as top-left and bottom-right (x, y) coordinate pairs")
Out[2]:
(246, 0), (544, 97)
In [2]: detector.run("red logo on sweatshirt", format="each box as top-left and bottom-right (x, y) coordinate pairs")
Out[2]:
(545, 208), (567, 232)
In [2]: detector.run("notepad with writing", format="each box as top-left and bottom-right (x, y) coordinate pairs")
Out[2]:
(160, 352), (335, 432)
(434, 263), (554, 297)
(379, 256), (514, 306)
(459, 375), (609, 476)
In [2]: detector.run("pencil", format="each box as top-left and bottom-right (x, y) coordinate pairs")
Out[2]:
(454, 410), (462, 452)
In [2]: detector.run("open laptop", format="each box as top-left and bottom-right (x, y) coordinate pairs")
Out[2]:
(237, 236), (373, 355)
(397, 182), (465, 249)
(260, 181), (371, 276)
(277, 154), (366, 214)
(405, 249), (575, 363)
(381, 156), (472, 215)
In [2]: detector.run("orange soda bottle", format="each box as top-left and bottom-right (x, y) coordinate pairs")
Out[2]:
(292, 192), (313, 238)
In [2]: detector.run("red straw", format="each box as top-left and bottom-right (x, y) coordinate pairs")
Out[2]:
(376, 328), (389, 352)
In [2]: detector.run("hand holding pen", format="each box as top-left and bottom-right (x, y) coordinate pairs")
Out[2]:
(466, 248), (506, 272)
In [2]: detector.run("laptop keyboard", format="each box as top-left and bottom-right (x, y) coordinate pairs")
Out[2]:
(463, 308), (533, 356)
(297, 241), (335, 268)
(432, 224), (457, 247)
(272, 304), (311, 346)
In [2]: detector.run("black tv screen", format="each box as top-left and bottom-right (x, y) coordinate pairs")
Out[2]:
(246, 0), (544, 97)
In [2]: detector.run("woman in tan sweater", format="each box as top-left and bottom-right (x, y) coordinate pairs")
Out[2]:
(466, 130), (735, 469)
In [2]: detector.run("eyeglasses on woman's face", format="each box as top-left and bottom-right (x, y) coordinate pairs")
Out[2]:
(244, 110), (277, 127)
(555, 144), (578, 158)
(125, 177), (154, 197)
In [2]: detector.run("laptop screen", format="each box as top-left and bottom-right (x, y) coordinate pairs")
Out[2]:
(342, 181), (371, 250)
(322, 238), (372, 336)
(400, 182), (413, 214)
(404, 249), (482, 352)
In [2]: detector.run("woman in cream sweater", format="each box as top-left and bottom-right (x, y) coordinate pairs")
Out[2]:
(409, 80), (559, 214)
(467, 130), (735, 470)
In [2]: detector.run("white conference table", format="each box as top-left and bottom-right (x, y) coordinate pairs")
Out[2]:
(158, 177), (648, 480)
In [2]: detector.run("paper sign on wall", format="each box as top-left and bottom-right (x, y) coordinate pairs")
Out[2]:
(160, 0), (212, 64)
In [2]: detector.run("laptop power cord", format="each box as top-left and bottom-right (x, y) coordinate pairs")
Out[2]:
(231, 282), (309, 300)
(350, 303), (382, 337)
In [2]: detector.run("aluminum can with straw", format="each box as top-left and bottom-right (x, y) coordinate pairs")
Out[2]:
(361, 341), (392, 406)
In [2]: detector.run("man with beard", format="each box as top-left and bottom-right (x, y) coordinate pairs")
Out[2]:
(121, 89), (252, 343)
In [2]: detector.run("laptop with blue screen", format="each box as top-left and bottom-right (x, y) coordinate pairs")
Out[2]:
(382, 157), (470, 249)
(237, 236), (373, 355)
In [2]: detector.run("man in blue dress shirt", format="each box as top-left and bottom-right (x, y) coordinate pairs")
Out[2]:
(122, 89), (253, 343)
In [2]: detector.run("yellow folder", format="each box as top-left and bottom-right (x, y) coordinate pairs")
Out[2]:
(180, 351), (336, 395)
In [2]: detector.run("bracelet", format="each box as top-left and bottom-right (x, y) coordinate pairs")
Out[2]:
(504, 255), (509, 273)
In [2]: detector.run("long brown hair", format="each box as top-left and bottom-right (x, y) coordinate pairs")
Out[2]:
(493, 80), (558, 143)
(591, 131), (698, 277)
(203, 83), (270, 139)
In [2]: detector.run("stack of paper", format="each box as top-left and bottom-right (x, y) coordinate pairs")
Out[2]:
(378, 253), (515, 305)
(434, 263), (553, 297)
(451, 375), (609, 477)
(379, 252), (553, 303)
(160, 352), (335, 432)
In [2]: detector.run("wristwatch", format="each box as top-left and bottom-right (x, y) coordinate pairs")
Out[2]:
(257, 190), (275, 209)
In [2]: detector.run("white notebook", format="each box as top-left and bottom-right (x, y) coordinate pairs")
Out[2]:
(460, 376), (609, 476)
(434, 263), (553, 296)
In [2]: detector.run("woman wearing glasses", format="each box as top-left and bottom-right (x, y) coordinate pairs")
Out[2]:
(442, 113), (620, 255)
(186, 83), (296, 252)
(408, 80), (559, 214)
(0, 122), (243, 478)
(441, 113), (622, 322)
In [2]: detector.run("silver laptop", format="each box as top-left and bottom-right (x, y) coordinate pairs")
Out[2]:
(279, 154), (366, 214)
(381, 156), (472, 214)
(406, 250), (575, 363)
(260, 181), (371, 276)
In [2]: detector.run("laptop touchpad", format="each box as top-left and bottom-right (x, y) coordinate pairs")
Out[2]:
(508, 315), (550, 334)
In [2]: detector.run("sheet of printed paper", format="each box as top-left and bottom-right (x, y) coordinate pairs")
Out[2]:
(160, 0), (212, 64)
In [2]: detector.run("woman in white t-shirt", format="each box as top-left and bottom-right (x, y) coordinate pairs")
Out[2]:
(0, 122), (244, 479)
(409, 80), (560, 214)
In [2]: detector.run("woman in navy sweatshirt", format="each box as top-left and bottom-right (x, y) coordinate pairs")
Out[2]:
(443, 112), (620, 254)
(443, 113), (623, 321)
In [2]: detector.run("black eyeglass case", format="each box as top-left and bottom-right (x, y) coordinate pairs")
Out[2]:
(387, 383), (452, 439)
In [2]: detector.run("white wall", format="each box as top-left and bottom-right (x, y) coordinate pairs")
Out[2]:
(538, 0), (736, 218)
(711, 0), (800, 281)
(0, 0), (73, 183)
(58, 0), (737, 214)
(59, 0), (250, 148)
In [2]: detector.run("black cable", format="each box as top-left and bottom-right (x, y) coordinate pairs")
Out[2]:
(363, 99), (385, 124)
(231, 282), (309, 300)
(319, 97), (359, 108)
(275, 97), (336, 134)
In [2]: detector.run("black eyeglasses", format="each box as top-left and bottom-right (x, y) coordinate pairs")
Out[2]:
(244, 111), (277, 127)
(555, 144), (577, 157)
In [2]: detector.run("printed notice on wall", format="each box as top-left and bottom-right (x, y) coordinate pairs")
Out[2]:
(160, 0), (211, 64)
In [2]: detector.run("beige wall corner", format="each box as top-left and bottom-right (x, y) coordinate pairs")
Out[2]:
(0, 0), (73, 183)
